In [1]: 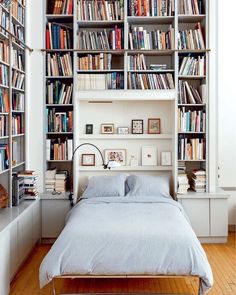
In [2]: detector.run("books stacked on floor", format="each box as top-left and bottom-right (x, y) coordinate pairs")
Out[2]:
(55, 170), (68, 192)
(12, 49), (24, 71)
(128, 73), (174, 90)
(77, 73), (124, 90)
(190, 169), (206, 192)
(0, 115), (8, 136)
(17, 170), (39, 200)
(178, 136), (205, 160)
(46, 138), (73, 160)
(47, 53), (73, 76)
(178, 0), (204, 15)
(11, 0), (25, 24)
(12, 114), (24, 135)
(129, 26), (174, 50)
(46, 109), (73, 132)
(47, 0), (73, 15)
(179, 55), (205, 76)
(12, 70), (25, 89)
(0, 143), (9, 172)
(78, 53), (112, 70)
(0, 88), (9, 112)
(78, 0), (124, 20)
(12, 23), (24, 42)
(0, 64), (8, 86)
(46, 22), (72, 49)
(178, 23), (205, 50)
(0, 6), (9, 35)
(12, 93), (24, 111)
(177, 162), (190, 194)
(78, 27), (123, 50)
(46, 81), (73, 104)
(45, 168), (56, 192)
(178, 81), (205, 104)
(0, 41), (9, 64)
(178, 107), (206, 132)
(128, 0), (174, 16)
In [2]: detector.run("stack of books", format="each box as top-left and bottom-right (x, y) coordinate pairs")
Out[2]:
(128, 73), (174, 90)
(178, 23), (205, 50)
(45, 169), (56, 192)
(190, 169), (206, 192)
(55, 171), (68, 192)
(178, 0), (204, 15)
(77, 73), (124, 90)
(0, 143), (9, 172)
(179, 55), (205, 76)
(47, 81), (73, 104)
(47, 53), (73, 76)
(178, 107), (206, 132)
(78, 53), (112, 71)
(177, 162), (189, 194)
(17, 170), (39, 200)
(178, 81), (205, 104)
(128, 0), (174, 16)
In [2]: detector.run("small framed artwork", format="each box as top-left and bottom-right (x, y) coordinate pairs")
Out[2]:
(148, 118), (161, 134)
(81, 154), (95, 166)
(142, 146), (157, 166)
(131, 119), (143, 134)
(104, 149), (126, 166)
(101, 124), (114, 134)
(85, 124), (93, 134)
(117, 127), (129, 134)
(161, 152), (172, 166)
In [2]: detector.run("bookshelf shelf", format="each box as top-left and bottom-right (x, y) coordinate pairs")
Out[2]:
(12, 67), (25, 74)
(11, 15), (24, 27)
(77, 20), (124, 27)
(79, 166), (173, 172)
(46, 104), (73, 107)
(178, 104), (206, 107)
(45, 76), (74, 79)
(128, 70), (174, 73)
(12, 40), (24, 51)
(178, 75), (206, 79)
(12, 87), (24, 92)
(0, 84), (9, 89)
(12, 161), (26, 169)
(178, 14), (206, 23)
(127, 16), (174, 24)
(178, 132), (206, 134)
(0, 169), (10, 176)
(0, 60), (10, 67)
(46, 132), (73, 135)
(77, 70), (124, 73)
(0, 136), (9, 139)
(80, 134), (173, 140)
(46, 14), (73, 20)
(47, 160), (72, 162)
(12, 133), (25, 138)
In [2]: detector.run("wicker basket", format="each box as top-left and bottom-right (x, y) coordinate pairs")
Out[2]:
(0, 184), (8, 208)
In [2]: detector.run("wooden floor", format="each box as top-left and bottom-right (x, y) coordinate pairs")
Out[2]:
(10, 233), (236, 295)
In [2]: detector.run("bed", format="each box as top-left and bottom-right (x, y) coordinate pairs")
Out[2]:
(39, 175), (213, 295)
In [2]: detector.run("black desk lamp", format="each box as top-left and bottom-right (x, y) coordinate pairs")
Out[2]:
(69, 143), (120, 205)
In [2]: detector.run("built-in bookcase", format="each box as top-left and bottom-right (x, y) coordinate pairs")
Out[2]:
(0, 0), (27, 207)
(43, 0), (210, 197)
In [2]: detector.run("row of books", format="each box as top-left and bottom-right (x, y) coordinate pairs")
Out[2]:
(47, 81), (73, 104)
(0, 115), (8, 136)
(47, 0), (73, 15)
(47, 53), (73, 76)
(178, 80), (205, 104)
(190, 169), (206, 192)
(46, 23), (72, 49)
(12, 70), (24, 89)
(129, 26), (174, 50)
(0, 144), (9, 172)
(77, 0), (124, 21)
(12, 114), (24, 135)
(77, 73), (124, 90)
(128, 54), (168, 71)
(11, 0), (25, 24)
(178, 0), (204, 15)
(12, 93), (24, 111)
(178, 108), (206, 133)
(0, 64), (8, 86)
(46, 109), (73, 132)
(78, 53), (112, 70)
(0, 89), (9, 112)
(46, 138), (73, 161)
(128, 0), (174, 16)
(11, 23), (24, 42)
(128, 72), (174, 89)
(78, 27), (123, 50)
(179, 55), (205, 76)
(45, 169), (68, 192)
(12, 139), (18, 166)
(17, 170), (39, 200)
(0, 41), (9, 64)
(12, 49), (24, 71)
(178, 23), (205, 50)
(178, 137), (205, 160)
(0, 6), (9, 35)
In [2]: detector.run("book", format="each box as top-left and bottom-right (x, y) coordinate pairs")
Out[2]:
(179, 55), (205, 76)
(128, 0), (174, 16)
(12, 139), (18, 166)
(47, 53), (73, 76)
(47, 0), (73, 15)
(46, 109), (73, 132)
(12, 70), (25, 89)
(178, 0), (204, 15)
(78, 53), (112, 70)
(77, 73), (124, 90)
(128, 73), (174, 89)
(178, 80), (204, 104)
(178, 23), (205, 50)
(46, 22), (72, 50)
(46, 81), (73, 104)
(178, 107), (206, 132)
(46, 138), (73, 160)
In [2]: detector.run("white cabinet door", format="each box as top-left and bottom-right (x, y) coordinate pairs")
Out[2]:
(9, 222), (19, 281)
(210, 198), (228, 237)
(0, 229), (10, 295)
(32, 200), (41, 244)
(42, 200), (70, 238)
(181, 198), (210, 237)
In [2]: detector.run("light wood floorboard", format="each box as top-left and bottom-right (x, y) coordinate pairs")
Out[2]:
(10, 233), (236, 295)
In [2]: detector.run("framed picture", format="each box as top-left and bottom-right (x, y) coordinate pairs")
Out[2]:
(142, 146), (157, 166)
(85, 124), (93, 134)
(161, 152), (172, 166)
(148, 118), (161, 134)
(101, 124), (114, 134)
(131, 119), (143, 134)
(81, 154), (95, 166)
(117, 127), (129, 134)
(104, 149), (126, 166)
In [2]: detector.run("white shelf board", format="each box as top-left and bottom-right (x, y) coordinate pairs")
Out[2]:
(12, 161), (25, 169)
(178, 14), (206, 23)
(77, 89), (175, 101)
(40, 192), (70, 200)
(12, 133), (25, 138)
(178, 75), (206, 80)
(127, 16), (174, 24)
(77, 20), (124, 27)
(79, 134), (173, 140)
(79, 165), (172, 171)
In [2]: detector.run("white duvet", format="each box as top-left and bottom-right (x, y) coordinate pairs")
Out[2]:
(39, 196), (213, 294)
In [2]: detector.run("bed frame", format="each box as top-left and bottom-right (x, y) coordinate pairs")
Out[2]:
(52, 275), (201, 295)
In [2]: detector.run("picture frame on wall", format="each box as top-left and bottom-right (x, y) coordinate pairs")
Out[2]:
(81, 154), (95, 166)
(85, 124), (93, 134)
(161, 152), (172, 166)
(101, 124), (114, 134)
(131, 119), (143, 134)
(104, 149), (126, 166)
(117, 127), (129, 134)
(142, 146), (157, 166)
(148, 118), (161, 134)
